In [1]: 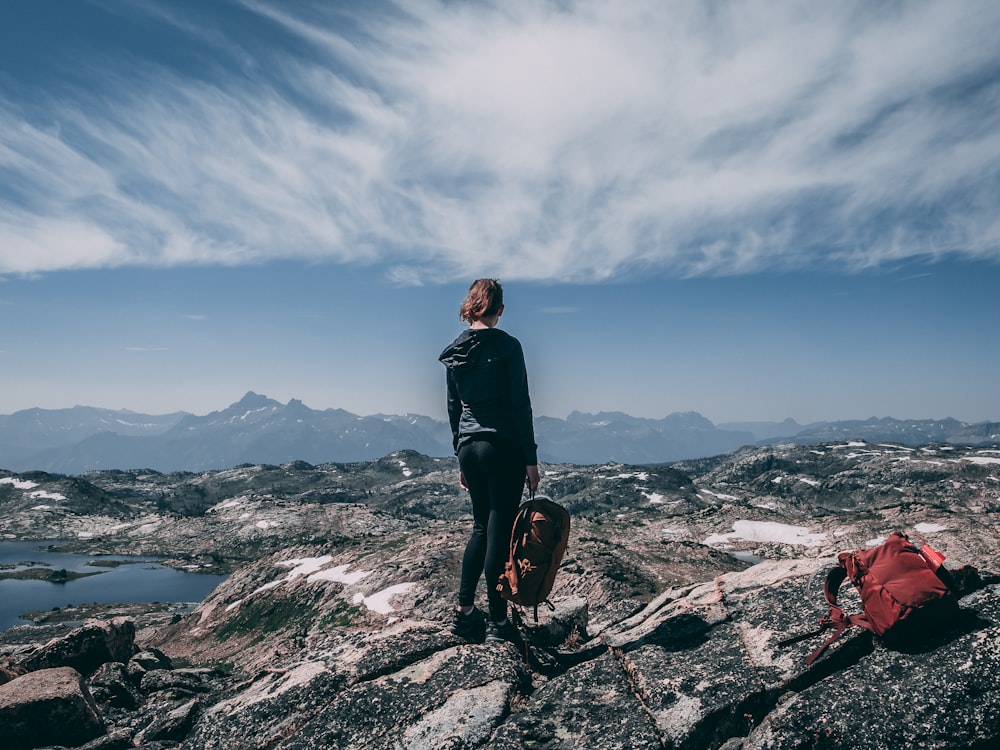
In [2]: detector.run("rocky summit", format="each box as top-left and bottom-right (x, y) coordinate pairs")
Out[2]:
(0, 439), (998, 749)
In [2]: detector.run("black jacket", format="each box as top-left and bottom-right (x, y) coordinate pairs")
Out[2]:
(439, 327), (538, 465)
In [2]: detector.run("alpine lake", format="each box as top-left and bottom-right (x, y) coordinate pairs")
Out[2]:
(0, 540), (227, 630)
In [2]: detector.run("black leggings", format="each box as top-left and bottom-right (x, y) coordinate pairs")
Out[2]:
(457, 438), (526, 621)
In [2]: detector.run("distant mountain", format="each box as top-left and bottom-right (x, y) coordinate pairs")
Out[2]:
(717, 418), (806, 441)
(12, 393), (455, 474)
(761, 416), (1000, 447)
(0, 393), (997, 473)
(0, 405), (186, 467)
(536, 411), (755, 465)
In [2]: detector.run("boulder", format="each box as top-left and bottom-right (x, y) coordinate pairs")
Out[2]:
(0, 666), (106, 750)
(487, 651), (663, 749)
(494, 559), (1000, 749)
(88, 661), (142, 710)
(133, 697), (200, 745)
(515, 595), (589, 647)
(1, 657), (26, 686)
(183, 632), (529, 749)
(18, 617), (136, 676)
(74, 728), (134, 750)
(140, 668), (210, 698)
(130, 647), (173, 671)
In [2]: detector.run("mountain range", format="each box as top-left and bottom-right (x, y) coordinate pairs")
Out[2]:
(1, 391), (997, 473)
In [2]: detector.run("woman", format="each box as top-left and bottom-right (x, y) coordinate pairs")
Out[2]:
(439, 279), (540, 643)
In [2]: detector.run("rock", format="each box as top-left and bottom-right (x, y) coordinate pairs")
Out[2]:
(184, 637), (529, 749)
(487, 651), (663, 749)
(75, 728), (135, 750)
(549, 560), (1000, 749)
(18, 617), (136, 676)
(126, 659), (147, 685)
(0, 666), (106, 750)
(133, 697), (200, 744)
(4, 442), (1000, 747)
(739, 583), (1000, 749)
(140, 668), (210, 698)
(516, 596), (589, 647)
(1, 657), (26, 686)
(130, 647), (173, 671)
(88, 661), (142, 710)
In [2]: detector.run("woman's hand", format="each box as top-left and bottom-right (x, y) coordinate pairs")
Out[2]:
(525, 465), (540, 494)
(459, 471), (468, 491)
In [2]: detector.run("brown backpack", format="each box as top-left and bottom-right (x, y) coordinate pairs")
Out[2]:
(497, 495), (571, 621)
(805, 531), (959, 665)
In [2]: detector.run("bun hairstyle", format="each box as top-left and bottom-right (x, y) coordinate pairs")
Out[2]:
(459, 278), (504, 324)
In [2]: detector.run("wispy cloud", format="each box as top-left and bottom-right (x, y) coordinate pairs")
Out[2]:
(1, 0), (998, 282)
(540, 307), (580, 315)
(125, 347), (170, 352)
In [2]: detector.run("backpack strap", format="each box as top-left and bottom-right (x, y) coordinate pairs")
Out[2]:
(805, 558), (875, 666)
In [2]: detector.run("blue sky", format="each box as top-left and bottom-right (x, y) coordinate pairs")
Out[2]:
(1, 0), (998, 425)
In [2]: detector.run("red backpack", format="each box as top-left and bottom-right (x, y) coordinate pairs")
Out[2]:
(805, 531), (958, 665)
(497, 495), (571, 622)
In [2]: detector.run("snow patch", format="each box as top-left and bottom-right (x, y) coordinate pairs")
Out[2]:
(1, 477), (39, 489)
(600, 471), (649, 481)
(700, 489), (739, 501)
(307, 564), (371, 586)
(703, 520), (827, 548)
(251, 556), (373, 595)
(963, 457), (1000, 466)
(353, 582), (416, 614)
(252, 555), (334, 594)
(643, 492), (665, 504)
(914, 522), (947, 533)
(276, 556), (333, 578)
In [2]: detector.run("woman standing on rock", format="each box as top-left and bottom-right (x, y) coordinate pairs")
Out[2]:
(439, 278), (540, 643)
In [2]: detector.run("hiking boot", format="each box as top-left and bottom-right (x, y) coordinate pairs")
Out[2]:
(451, 607), (485, 642)
(485, 618), (518, 644)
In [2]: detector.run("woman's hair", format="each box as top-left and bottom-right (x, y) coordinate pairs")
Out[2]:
(459, 278), (504, 323)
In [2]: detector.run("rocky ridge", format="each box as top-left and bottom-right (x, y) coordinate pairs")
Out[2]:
(0, 439), (998, 748)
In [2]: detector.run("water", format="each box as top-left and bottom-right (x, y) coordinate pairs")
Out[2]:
(728, 550), (764, 565)
(0, 540), (227, 630)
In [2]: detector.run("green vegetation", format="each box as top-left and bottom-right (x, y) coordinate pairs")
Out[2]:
(319, 598), (362, 630)
(215, 588), (363, 643)
(0, 567), (103, 583)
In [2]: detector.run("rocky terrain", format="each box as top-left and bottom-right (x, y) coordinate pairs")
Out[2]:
(0, 439), (998, 748)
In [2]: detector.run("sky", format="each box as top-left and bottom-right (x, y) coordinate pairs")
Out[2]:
(1, 0), (998, 426)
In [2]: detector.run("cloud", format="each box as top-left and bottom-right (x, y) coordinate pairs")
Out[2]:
(1, 0), (998, 281)
(125, 347), (170, 352)
(539, 306), (579, 315)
